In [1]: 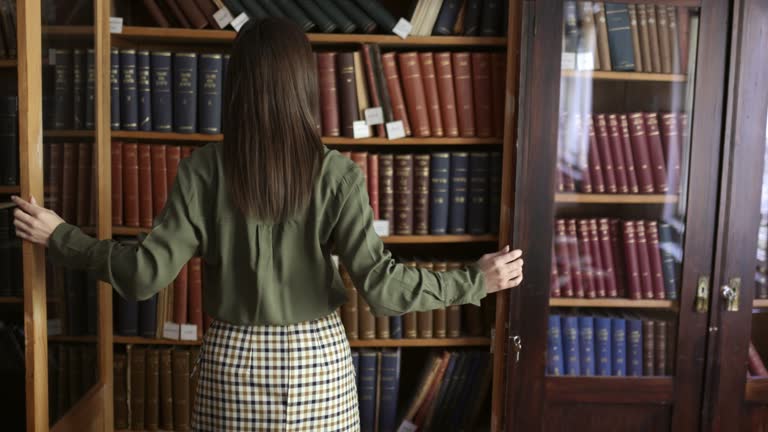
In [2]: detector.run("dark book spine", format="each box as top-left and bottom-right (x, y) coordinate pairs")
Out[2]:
(562, 316), (581, 375)
(660, 113), (682, 194)
(145, 348), (160, 430)
(470, 52), (493, 138)
(452, 52), (476, 137)
(85, 49), (96, 129)
(654, 320), (667, 375)
(319, 0), (356, 33)
(429, 152), (450, 234)
(595, 317), (612, 376)
(178, 0), (208, 28)
(130, 348), (147, 429)
(150, 145), (168, 217)
(361, 45), (385, 137)
(75, 142), (92, 226)
(122, 143), (139, 227)
(586, 115), (606, 193)
(449, 152), (469, 234)
(296, 0), (338, 33)
(467, 152), (490, 234)
(491, 53), (506, 137)
(628, 318), (643, 376)
(358, 351), (378, 432)
(0, 96), (18, 185)
(604, 4), (636, 71)
(138, 294), (158, 338)
(137, 50), (152, 131)
(240, 0), (268, 19)
(622, 220), (643, 299)
(598, 218), (618, 297)
(645, 221), (667, 299)
(222, 0), (247, 16)
(120, 49), (138, 131)
(195, 0), (218, 27)
(54, 49), (74, 130)
(114, 353), (129, 429)
(609, 219), (626, 296)
(643, 112), (669, 193)
(658, 223), (679, 300)
(371, 45), (394, 124)
(368, 154), (380, 218)
(612, 318), (627, 376)
(165, 0), (192, 27)
(72, 49), (85, 129)
(61, 143), (78, 222)
(275, 0), (316, 31)
(565, 219), (585, 297)
(479, 0), (501, 36)
(547, 314), (564, 375)
(252, 0), (284, 18)
(353, 0), (396, 30)
(317, 52), (340, 137)
(488, 152), (501, 233)
(463, 0), (482, 35)
(117, 296), (139, 336)
(433, 0), (463, 35)
(159, 349), (174, 429)
(394, 154), (414, 235)
(635, 221), (655, 299)
(378, 153), (395, 226)
(171, 350), (190, 431)
(330, 0), (376, 33)
(173, 53), (198, 133)
(554, 219), (574, 297)
(577, 220), (597, 298)
(378, 350), (401, 432)
(389, 315), (402, 339)
(337, 52), (359, 138)
(150, 52), (173, 132)
(413, 154), (430, 235)
(198, 54), (223, 134)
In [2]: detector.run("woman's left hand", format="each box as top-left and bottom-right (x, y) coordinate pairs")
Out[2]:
(11, 195), (65, 247)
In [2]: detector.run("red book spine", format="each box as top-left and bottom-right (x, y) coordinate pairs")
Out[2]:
(193, 0), (218, 28)
(628, 113), (656, 193)
(151, 145), (168, 218)
(187, 257), (203, 338)
(434, 53), (460, 137)
(588, 219), (607, 297)
(566, 219), (585, 298)
(165, 146), (181, 190)
(316, 52), (340, 137)
(619, 114), (640, 193)
(393, 154), (414, 234)
(490, 53), (506, 138)
(560, 113), (579, 192)
(142, 0), (170, 27)
(749, 342), (768, 377)
(177, 0), (208, 29)
(173, 264), (189, 324)
(381, 52), (412, 136)
(49, 142), (63, 216)
(554, 220), (574, 297)
(550, 247), (560, 297)
(606, 114), (630, 193)
(470, 52), (493, 138)
(61, 143), (78, 223)
(398, 52), (431, 137)
(367, 154), (380, 219)
(598, 218), (618, 297)
(577, 220), (597, 298)
(451, 52), (476, 137)
(635, 220), (655, 299)
(660, 113), (682, 194)
(122, 143), (140, 227)
(76, 142), (92, 226)
(621, 221), (643, 299)
(351, 152), (368, 178)
(609, 219), (626, 297)
(164, 0), (191, 28)
(378, 154), (394, 227)
(361, 45), (386, 137)
(643, 113), (669, 193)
(417, 52), (444, 137)
(138, 144), (154, 228)
(111, 141), (123, 225)
(181, 146), (194, 159)
(645, 221), (667, 299)
(586, 115), (606, 193)
(594, 114), (618, 193)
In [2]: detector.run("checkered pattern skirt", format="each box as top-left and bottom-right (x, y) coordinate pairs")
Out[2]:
(192, 312), (360, 431)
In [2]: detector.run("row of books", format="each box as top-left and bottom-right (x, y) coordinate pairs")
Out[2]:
(317, 48), (506, 139)
(45, 266), (98, 337)
(0, 323), (24, 431)
(547, 313), (675, 377)
(749, 341), (768, 377)
(557, 112), (685, 195)
(343, 151), (501, 235)
(42, 141), (97, 227)
(562, 2), (692, 74)
(339, 261), (493, 340)
(44, 49), (96, 131)
(48, 343), (99, 424)
(0, 0), (15, 59)
(352, 349), (401, 432)
(0, 208), (21, 297)
(410, 0), (507, 37)
(551, 218), (680, 300)
(0, 95), (18, 185)
(114, 346), (199, 431)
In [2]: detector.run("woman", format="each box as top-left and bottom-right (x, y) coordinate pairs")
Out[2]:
(12, 18), (523, 432)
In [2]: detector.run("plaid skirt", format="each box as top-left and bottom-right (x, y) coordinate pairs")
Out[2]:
(192, 312), (360, 431)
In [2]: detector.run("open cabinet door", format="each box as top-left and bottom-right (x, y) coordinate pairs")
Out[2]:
(505, 0), (730, 431)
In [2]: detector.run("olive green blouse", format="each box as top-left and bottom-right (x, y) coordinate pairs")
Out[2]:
(49, 143), (487, 325)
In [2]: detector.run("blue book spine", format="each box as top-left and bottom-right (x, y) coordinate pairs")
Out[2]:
(389, 315), (402, 339)
(150, 52), (173, 132)
(612, 318), (627, 376)
(138, 294), (158, 338)
(54, 49), (73, 130)
(562, 316), (581, 376)
(467, 152), (490, 234)
(429, 152), (450, 234)
(119, 49), (138, 130)
(429, 353), (457, 428)
(198, 54), (223, 134)
(604, 4), (636, 71)
(378, 349), (401, 432)
(448, 152), (469, 234)
(546, 314), (564, 376)
(110, 49), (120, 130)
(173, 53), (198, 133)
(358, 350), (378, 432)
(595, 317), (612, 376)
(117, 295), (139, 336)
(85, 49), (95, 129)
(137, 50), (152, 131)
(628, 319), (643, 376)
(351, 350), (360, 388)
(578, 316), (596, 376)
(432, 0), (463, 35)
(72, 49), (85, 129)
(450, 352), (480, 427)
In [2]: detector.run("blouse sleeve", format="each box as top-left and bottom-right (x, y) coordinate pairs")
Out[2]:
(330, 170), (486, 316)
(48, 159), (201, 301)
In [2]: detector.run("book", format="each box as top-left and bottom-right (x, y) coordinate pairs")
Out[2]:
(138, 144), (153, 227)
(606, 114), (630, 193)
(488, 152), (501, 233)
(110, 48), (121, 129)
(646, 5), (662, 73)
(452, 52), (476, 137)
(576, 220), (597, 298)
(621, 221), (643, 299)
(188, 257), (204, 337)
(76, 142), (92, 226)
(381, 52), (412, 136)
(174, 264), (189, 324)
(594, 114), (618, 193)
(462, 0), (482, 35)
(337, 52), (360, 138)
(54, 49), (74, 130)
(353, 51), (374, 138)
(354, 0), (396, 31)
(479, 0), (501, 35)
(172, 350), (190, 431)
(643, 320), (655, 375)
(635, 221), (655, 299)
(398, 52), (431, 137)
(448, 152), (469, 234)
(627, 113), (656, 193)
(644, 221), (667, 299)
(358, 291), (376, 340)
(150, 52), (173, 132)
(393, 154), (414, 234)
(595, 316), (612, 376)
(150, 144), (168, 218)
(643, 112), (669, 193)
(636, 5), (653, 72)
(563, 1), (579, 68)
(655, 320), (667, 375)
(119, 49), (138, 131)
(594, 2), (612, 71)
(586, 115), (606, 193)
(72, 49), (85, 129)
(296, 0), (338, 32)
(418, 52), (444, 137)
(627, 5), (643, 72)
(627, 318), (643, 376)
(198, 54), (223, 134)
(361, 45), (386, 137)
(554, 220), (574, 297)
(165, 0), (193, 27)
(413, 154), (430, 235)
(604, 4), (635, 71)
(656, 5), (672, 73)
(547, 314), (564, 375)
(378, 154), (394, 227)
(0, 96), (18, 185)
(562, 315), (581, 375)
(658, 223), (679, 300)
(131, 347), (147, 429)
(178, 0), (208, 28)
(470, 52), (493, 137)
(578, 316), (595, 376)
(433, 0), (462, 35)
(316, 52), (340, 136)
(114, 353), (128, 429)
(597, 218), (618, 297)
(424, 353), (458, 429)
(611, 318), (627, 376)
(159, 349), (174, 430)
(60, 142), (76, 222)
(109, 143), (122, 223)
(139, 295), (158, 338)
(565, 219), (585, 297)
(429, 152), (450, 234)
(145, 349), (160, 430)
(367, 153), (380, 219)
(331, 0), (376, 33)
(434, 52), (460, 137)
(358, 350), (378, 432)
(378, 349), (400, 432)
(490, 53), (506, 138)
(276, 0), (316, 31)
(173, 53), (198, 133)
(618, 114), (640, 193)
(660, 113), (682, 194)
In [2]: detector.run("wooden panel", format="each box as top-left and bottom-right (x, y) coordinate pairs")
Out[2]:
(544, 403), (673, 432)
(549, 298), (677, 309)
(554, 194), (678, 204)
(546, 377), (675, 404)
(50, 385), (105, 432)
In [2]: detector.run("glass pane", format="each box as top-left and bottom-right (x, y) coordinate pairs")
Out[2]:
(41, 1), (99, 424)
(546, 2), (700, 378)
(750, 112), (768, 378)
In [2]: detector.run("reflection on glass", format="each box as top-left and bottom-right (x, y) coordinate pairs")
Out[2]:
(749, 112), (768, 379)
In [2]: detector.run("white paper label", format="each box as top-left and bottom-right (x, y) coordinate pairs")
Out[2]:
(561, 52), (576, 70)
(373, 220), (390, 237)
(386, 120), (406, 140)
(392, 18), (412, 39)
(47, 319), (63, 336)
(364, 107), (384, 126)
(48, 48), (56, 65)
(109, 17), (124, 34)
(352, 120), (371, 139)
(213, 7), (235, 29)
(180, 323), (198, 341)
(397, 420), (418, 432)
(231, 12), (250, 32)
(577, 52), (595, 70)
(162, 322), (180, 340)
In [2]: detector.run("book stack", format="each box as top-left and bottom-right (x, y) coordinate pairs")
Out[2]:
(340, 151), (501, 235)
(0, 207), (21, 297)
(551, 218), (680, 300)
(45, 266), (98, 337)
(113, 346), (200, 431)
(43, 141), (97, 227)
(0, 95), (18, 185)
(748, 341), (768, 377)
(556, 112), (685, 195)
(48, 343), (99, 422)
(562, 2), (693, 74)
(546, 313), (675, 377)
(410, 0), (507, 37)
(0, 0), (16, 59)
(317, 48), (506, 139)
(43, 49), (97, 130)
(340, 261), (491, 341)
(353, 348), (401, 432)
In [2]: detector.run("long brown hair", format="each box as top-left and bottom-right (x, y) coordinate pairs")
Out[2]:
(222, 18), (323, 221)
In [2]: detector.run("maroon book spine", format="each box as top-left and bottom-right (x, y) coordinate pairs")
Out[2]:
(577, 220), (597, 298)
(337, 52), (360, 138)
(622, 221), (643, 299)
(111, 141), (123, 226)
(397, 52), (431, 137)
(394, 154), (414, 234)
(609, 219), (626, 297)
(586, 115), (606, 193)
(142, 0), (171, 27)
(451, 52), (476, 137)
(470, 52), (493, 138)
(589, 219), (607, 297)
(413, 154), (430, 235)
(628, 113), (656, 193)
(560, 113), (579, 192)
(643, 112), (669, 193)
(491, 53), (506, 138)
(368, 154), (380, 219)
(123, 143), (140, 227)
(434, 53), (460, 137)
(554, 219), (574, 297)
(164, 0), (191, 28)
(165, 146), (181, 190)
(61, 143), (78, 224)
(566, 219), (585, 298)
(660, 113), (682, 194)
(550, 247), (560, 297)
(379, 154), (395, 227)
(151, 145), (168, 219)
(138, 144), (154, 228)
(177, 0), (208, 29)
(635, 220), (655, 299)
(76, 142), (92, 226)
(594, 114), (618, 193)
(598, 218), (618, 297)
(645, 221), (667, 299)
(381, 52), (412, 136)
(619, 114), (641, 193)
(418, 53), (444, 137)
(361, 45), (386, 137)
(351, 152), (368, 180)
(316, 52), (340, 137)
(193, 0), (219, 28)
(606, 114), (629, 193)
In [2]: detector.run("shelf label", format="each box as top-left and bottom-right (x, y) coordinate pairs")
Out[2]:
(213, 7), (235, 29)
(180, 323), (198, 341)
(231, 12), (250, 32)
(352, 120), (371, 139)
(392, 18), (412, 39)
(397, 420), (418, 432)
(577, 52), (595, 70)
(561, 52), (576, 71)
(109, 17), (124, 34)
(386, 120), (406, 140)
(162, 322), (180, 340)
(364, 107), (384, 126)
(373, 220), (390, 237)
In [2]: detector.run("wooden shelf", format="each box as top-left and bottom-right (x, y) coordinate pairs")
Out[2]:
(114, 26), (506, 47)
(0, 59), (17, 68)
(0, 296), (23, 304)
(555, 193), (679, 204)
(561, 70), (687, 82)
(349, 337), (490, 348)
(0, 185), (20, 194)
(746, 377), (768, 402)
(48, 335), (98, 343)
(754, 299), (768, 308)
(111, 130), (219, 142)
(550, 298), (678, 309)
(113, 336), (202, 346)
(546, 376), (675, 403)
(44, 129), (95, 138)
(42, 25), (94, 38)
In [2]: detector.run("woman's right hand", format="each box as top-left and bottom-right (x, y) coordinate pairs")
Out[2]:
(477, 246), (524, 294)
